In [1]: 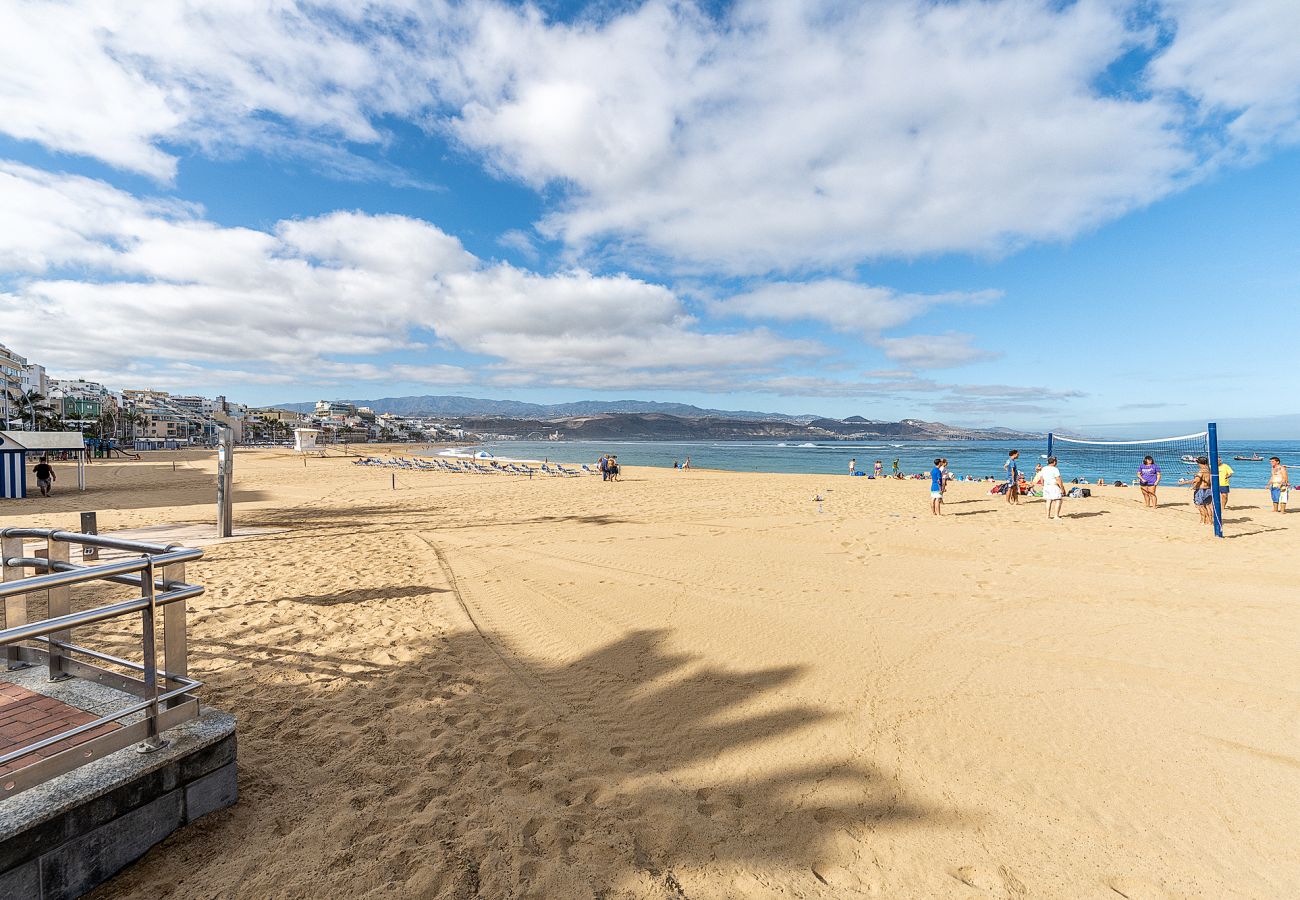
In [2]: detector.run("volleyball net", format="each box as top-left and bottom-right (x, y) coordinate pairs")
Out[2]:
(1046, 424), (1224, 537)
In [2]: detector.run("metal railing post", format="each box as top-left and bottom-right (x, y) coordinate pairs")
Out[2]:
(1, 535), (30, 670)
(46, 536), (73, 681)
(137, 556), (167, 753)
(161, 559), (188, 707)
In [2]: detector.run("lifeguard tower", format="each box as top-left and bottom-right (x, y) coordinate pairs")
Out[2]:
(293, 427), (322, 453)
(0, 431), (88, 498)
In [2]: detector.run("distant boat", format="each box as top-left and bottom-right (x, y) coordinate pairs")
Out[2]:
(1233, 452), (1264, 461)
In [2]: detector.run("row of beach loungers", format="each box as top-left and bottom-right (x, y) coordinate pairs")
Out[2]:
(353, 455), (594, 477)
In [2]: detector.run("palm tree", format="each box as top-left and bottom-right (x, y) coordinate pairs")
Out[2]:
(16, 389), (50, 430)
(120, 410), (142, 443)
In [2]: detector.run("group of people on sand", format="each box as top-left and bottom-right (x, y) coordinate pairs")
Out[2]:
(1142, 454), (1289, 524)
(943, 448), (1291, 525)
(848, 457), (902, 479)
(988, 450), (1066, 519)
(597, 454), (620, 481)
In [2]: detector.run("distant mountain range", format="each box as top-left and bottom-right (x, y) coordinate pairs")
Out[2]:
(276, 395), (814, 422)
(274, 394), (1039, 441)
(446, 413), (1037, 442)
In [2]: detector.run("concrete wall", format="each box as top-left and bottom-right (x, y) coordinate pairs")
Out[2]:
(0, 720), (236, 900)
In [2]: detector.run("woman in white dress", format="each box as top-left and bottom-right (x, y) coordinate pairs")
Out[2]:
(1035, 455), (1066, 520)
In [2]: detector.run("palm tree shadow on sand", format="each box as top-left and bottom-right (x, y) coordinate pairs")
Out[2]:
(96, 626), (951, 899)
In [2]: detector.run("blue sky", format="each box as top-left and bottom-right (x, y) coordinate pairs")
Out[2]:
(0, 0), (1297, 435)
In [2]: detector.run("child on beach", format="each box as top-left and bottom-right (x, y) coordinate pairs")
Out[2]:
(1003, 450), (1020, 505)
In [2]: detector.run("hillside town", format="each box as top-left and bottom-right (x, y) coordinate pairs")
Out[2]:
(0, 341), (454, 447)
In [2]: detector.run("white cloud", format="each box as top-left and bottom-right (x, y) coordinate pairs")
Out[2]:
(712, 280), (998, 335)
(439, 0), (1288, 272)
(1150, 0), (1300, 157)
(0, 1), (446, 179)
(2, 2), (1297, 272)
(876, 333), (999, 369)
(0, 162), (815, 392)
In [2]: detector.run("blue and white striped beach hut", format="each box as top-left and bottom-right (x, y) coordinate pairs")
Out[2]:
(0, 431), (88, 499)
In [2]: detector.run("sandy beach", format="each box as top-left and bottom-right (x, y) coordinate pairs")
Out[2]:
(3, 449), (1297, 899)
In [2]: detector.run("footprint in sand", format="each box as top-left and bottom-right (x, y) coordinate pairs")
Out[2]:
(952, 865), (1027, 897)
(609, 745), (634, 759)
(1107, 876), (1169, 900)
(506, 748), (539, 769)
(811, 863), (880, 894)
(695, 787), (716, 816)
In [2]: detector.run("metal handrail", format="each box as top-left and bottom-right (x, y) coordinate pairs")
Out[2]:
(4, 556), (191, 592)
(0, 548), (201, 599)
(0, 530), (206, 795)
(0, 527), (183, 555)
(0, 587), (203, 645)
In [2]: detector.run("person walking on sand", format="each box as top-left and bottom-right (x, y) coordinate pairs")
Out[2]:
(848, 458), (856, 476)
(1191, 456), (1214, 525)
(32, 457), (56, 497)
(1136, 455), (1161, 508)
(1035, 456), (1065, 520)
(874, 459), (882, 478)
(892, 457), (899, 476)
(683, 456), (691, 471)
(929, 458), (944, 516)
(1003, 449), (1021, 505)
(1217, 458), (1234, 511)
(1269, 457), (1289, 513)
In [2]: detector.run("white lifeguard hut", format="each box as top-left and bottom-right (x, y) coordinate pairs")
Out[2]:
(0, 431), (89, 498)
(293, 428), (322, 453)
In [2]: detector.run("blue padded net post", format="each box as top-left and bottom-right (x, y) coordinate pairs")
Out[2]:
(1209, 422), (1223, 538)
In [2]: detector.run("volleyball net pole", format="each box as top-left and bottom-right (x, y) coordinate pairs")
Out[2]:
(1208, 421), (1223, 539)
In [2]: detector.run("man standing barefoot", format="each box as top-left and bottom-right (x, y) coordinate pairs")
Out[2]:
(1217, 458), (1234, 512)
(1036, 456), (1065, 520)
(930, 458), (944, 516)
(1003, 449), (1021, 505)
(1269, 457), (1289, 513)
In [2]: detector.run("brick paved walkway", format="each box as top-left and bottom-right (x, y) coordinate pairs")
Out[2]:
(0, 680), (119, 776)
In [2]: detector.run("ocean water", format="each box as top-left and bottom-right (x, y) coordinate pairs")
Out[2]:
(431, 438), (1300, 489)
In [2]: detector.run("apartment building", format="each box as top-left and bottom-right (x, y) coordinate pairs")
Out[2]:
(48, 379), (118, 428)
(0, 343), (26, 428)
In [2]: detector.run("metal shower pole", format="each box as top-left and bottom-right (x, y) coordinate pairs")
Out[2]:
(216, 426), (234, 538)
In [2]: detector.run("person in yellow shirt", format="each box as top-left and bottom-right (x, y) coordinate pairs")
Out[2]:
(1217, 460), (1234, 511)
